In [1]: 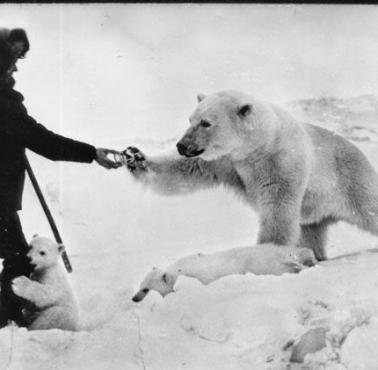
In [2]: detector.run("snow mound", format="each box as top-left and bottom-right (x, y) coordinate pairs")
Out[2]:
(2, 251), (378, 369)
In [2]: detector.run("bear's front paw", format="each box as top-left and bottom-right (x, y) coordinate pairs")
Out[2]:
(12, 276), (30, 297)
(121, 146), (147, 174)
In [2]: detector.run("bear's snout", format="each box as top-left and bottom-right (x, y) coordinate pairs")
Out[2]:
(176, 141), (205, 158)
(132, 288), (149, 303)
(28, 261), (38, 271)
(132, 295), (142, 303)
(176, 142), (188, 156)
(25, 255), (36, 268)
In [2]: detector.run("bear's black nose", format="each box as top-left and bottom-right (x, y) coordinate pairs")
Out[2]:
(176, 142), (188, 156)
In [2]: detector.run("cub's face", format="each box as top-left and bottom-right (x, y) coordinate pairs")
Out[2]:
(132, 268), (177, 302)
(27, 235), (63, 271)
(176, 92), (252, 160)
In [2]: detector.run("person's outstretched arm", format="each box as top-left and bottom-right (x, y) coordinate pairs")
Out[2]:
(5, 102), (120, 169)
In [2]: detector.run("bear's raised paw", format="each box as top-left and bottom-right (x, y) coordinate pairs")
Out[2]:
(121, 146), (147, 174)
(12, 276), (30, 297)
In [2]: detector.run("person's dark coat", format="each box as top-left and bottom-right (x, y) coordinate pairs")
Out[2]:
(0, 85), (97, 216)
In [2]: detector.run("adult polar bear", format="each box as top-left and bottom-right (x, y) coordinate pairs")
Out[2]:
(123, 90), (378, 260)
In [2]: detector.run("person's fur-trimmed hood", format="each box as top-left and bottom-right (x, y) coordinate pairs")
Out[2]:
(0, 28), (29, 80)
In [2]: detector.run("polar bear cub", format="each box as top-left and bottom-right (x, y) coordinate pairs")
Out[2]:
(132, 244), (316, 302)
(12, 235), (79, 331)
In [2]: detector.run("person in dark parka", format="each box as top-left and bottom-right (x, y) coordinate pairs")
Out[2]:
(0, 28), (121, 328)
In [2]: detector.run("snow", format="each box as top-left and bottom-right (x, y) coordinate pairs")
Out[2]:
(1, 4), (378, 369)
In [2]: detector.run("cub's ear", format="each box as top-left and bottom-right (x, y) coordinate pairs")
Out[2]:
(162, 273), (169, 283)
(197, 93), (206, 103)
(162, 272), (175, 285)
(238, 104), (252, 118)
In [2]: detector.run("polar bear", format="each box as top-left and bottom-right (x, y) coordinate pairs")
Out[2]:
(132, 244), (316, 302)
(121, 90), (378, 261)
(11, 235), (79, 331)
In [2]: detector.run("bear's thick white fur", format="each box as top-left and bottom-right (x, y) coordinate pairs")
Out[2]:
(132, 244), (316, 302)
(124, 90), (378, 260)
(12, 236), (79, 331)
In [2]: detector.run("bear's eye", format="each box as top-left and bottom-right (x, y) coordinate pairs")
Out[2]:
(200, 120), (211, 128)
(40, 251), (46, 256)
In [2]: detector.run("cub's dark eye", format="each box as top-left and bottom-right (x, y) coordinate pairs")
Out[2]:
(200, 120), (211, 128)
(40, 251), (46, 256)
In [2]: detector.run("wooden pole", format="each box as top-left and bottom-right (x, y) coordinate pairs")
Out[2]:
(24, 155), (73, 273)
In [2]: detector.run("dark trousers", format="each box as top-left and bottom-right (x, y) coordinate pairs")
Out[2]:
(0, 213), (32, 327)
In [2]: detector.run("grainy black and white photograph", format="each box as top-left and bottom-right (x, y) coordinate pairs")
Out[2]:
(1, 3), (378, 369)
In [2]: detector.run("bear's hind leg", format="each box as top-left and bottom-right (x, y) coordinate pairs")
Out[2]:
(298, 218), (335, 261)
(351, 198), (378, 237)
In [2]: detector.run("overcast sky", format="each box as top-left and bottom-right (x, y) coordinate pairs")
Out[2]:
(1, 4), (378, 144)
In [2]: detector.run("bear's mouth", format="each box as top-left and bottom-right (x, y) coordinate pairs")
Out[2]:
(182, 148), (205, 158)
(176, 141), (205, 158)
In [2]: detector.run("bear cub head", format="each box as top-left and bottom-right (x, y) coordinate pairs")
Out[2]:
(132, 267), (177, 302)
(27, 235), (64, 272)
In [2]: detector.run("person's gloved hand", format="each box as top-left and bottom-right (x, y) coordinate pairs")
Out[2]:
(95, 148), (122, 169)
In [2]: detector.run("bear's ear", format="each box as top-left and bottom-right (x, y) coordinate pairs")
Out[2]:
(197, 93), (206, 103)
(162, 272), (175, 285)
(237, 104), (252, 118)
(162, 273), (168, 283)
(32, 233), (39, 239)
